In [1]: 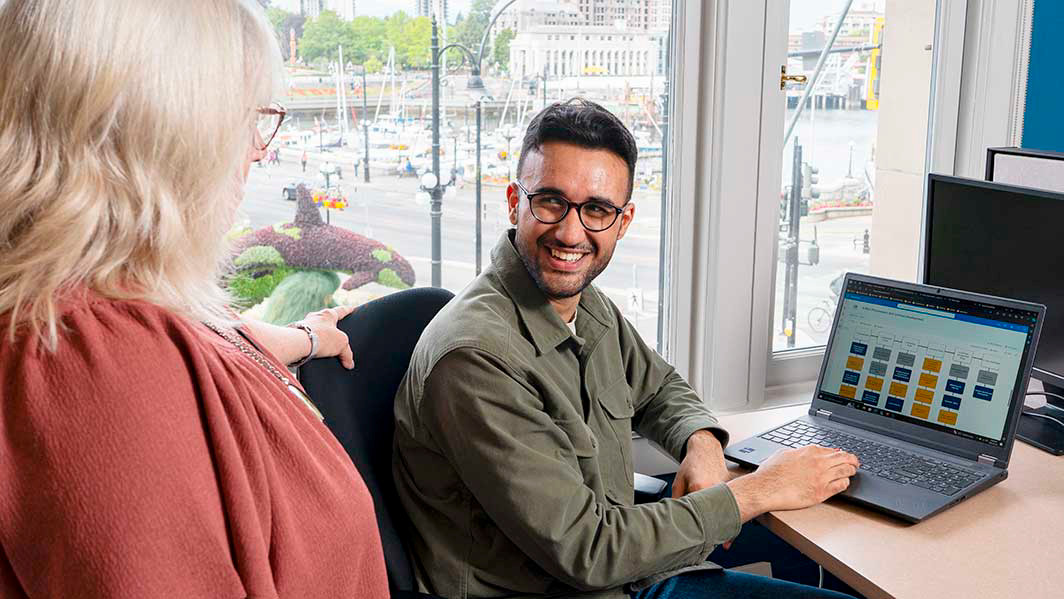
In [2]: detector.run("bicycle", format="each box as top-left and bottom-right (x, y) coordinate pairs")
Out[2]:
(807, 296), (838, 333)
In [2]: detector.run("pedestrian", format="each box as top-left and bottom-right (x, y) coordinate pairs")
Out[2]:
(301, 150), (308, 172)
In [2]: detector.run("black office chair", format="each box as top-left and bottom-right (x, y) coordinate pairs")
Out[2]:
(299, 287), (454, 598)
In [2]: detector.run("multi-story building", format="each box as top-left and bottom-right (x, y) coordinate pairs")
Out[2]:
(505, 0), (668, 80)
(416, 0), (448, 23)
(301, 0), (325, 18)
(269, 0), (302, 13)
(330, 0), (357, 21)
(273, 0), (356, 20)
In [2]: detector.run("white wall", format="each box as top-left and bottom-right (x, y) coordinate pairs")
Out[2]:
(868, 0), (936, 282)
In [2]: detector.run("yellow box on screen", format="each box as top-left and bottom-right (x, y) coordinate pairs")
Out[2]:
(937, 410), (959, 426)
(918, 373), (939, 388)
(914, 388), (935, 404)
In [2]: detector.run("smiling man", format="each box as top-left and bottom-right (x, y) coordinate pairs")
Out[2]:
(392, 99), (858, 599)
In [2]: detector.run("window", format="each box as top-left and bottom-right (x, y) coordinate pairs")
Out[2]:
(237, 2), (678, 352)
(657, 0), (956, 411)
(772, 1), (889, 354)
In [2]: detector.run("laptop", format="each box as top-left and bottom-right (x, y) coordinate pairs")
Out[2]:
(724, 273), (1045, 522)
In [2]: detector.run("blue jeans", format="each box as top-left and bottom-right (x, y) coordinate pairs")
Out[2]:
(631, 569), (856, 599)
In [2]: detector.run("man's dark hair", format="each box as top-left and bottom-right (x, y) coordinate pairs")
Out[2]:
(516, 98), (639, 201)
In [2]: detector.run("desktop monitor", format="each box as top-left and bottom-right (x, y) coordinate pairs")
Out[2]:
(923, 174), (1064, 454)
(986, 146), (1064, 194)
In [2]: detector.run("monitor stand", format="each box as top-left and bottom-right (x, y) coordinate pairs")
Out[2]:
(1017, 382), (1064, 456)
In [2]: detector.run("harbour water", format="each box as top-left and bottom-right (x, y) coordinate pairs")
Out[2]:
(782, 107), (879, 189)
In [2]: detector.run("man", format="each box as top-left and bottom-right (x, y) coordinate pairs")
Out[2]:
(393, 99), (859, 599)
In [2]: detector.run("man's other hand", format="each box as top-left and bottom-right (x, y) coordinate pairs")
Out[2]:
(672, 430), (734, 548)
(727, 446), (860, 523)
(671, 430), (729, 499)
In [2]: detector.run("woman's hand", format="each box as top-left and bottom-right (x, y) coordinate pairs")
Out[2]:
(300, 305), (358, 369)
(241, 304), (358, 369)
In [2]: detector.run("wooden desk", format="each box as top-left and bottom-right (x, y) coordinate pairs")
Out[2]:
(718, 404), (1064, 599)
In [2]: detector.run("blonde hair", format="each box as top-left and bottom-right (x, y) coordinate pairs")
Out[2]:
(0, 0), (284, 349)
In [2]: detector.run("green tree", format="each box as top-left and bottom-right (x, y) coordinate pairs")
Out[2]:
(492, 28), (514, 72)
(364, 56), (383, 74)
(384, 13), (432, 70)
(300, 10), (357, 63)
(349, 16), (388, 64)
(266, 7), (287, 31)
(453, 0), (495, 51)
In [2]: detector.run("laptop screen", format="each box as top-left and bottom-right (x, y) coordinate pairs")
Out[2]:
(817, 278), (1040, 447)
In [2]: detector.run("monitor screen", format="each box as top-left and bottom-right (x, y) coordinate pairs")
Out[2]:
(923, 175), (1064, 390)
(817, 277), (1039, 447)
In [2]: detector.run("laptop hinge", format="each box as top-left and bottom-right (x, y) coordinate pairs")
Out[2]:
(977, 454), (997, 466)
(815, 409), (833, 419)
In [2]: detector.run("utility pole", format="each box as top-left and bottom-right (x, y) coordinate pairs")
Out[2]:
(783, 139), (803, 348)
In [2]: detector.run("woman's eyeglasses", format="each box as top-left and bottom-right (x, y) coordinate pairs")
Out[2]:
(254, 103), (286, 150)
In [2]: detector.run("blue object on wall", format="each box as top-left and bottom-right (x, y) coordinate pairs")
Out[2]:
(1022, 1), (1064, 152)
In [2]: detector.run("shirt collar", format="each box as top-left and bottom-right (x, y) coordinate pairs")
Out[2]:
(489, 230), (613, 355)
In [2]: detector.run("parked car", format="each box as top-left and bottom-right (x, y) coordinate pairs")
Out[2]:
(282, 180), (308, 201)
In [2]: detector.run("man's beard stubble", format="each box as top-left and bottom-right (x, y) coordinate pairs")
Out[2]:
(515, 230), (615, 300)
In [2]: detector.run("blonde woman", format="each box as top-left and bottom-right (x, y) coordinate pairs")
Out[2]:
(0, 1), (388, 596)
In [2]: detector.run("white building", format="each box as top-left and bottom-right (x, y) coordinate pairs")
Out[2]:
(330, 0), (357, 21)
(505, 0), (667, 79)
(271, 0), (355, 20)
(415, 0), (448, 23)
(301, 0), (324, 18)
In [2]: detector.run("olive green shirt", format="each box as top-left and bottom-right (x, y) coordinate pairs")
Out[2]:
(393, 232), (742, 598)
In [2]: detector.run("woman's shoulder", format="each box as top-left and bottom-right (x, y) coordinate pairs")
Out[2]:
(63, 289), (203, 339)
(1, 288), (222, 381)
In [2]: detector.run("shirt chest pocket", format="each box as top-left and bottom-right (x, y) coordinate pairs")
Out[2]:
(594, 379), (636, 505)
(553, 417), (601, 484)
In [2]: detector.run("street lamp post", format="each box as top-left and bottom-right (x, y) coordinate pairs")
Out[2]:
(361, 66), (370, 182)
(426, 1), (517, 280)
(503, 132), (515, 180)
(452, 136), (459, 182)
(429, 18), (444, 287)
(475, 99), (483, 274)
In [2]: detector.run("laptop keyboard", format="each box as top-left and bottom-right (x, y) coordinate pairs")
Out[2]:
(760, 421), (982, 496)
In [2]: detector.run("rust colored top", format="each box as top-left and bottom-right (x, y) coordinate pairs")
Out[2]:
(0, 290), (388, 598)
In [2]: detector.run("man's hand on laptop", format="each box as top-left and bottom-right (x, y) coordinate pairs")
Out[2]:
(726, 446), (860, 523)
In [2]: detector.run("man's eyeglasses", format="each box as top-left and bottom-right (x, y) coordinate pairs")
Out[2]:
(515, 180), (627, 233)
(254, 103), (286, 150)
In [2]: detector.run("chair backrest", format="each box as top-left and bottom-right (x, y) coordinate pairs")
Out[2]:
(298, 287), (454, 593)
